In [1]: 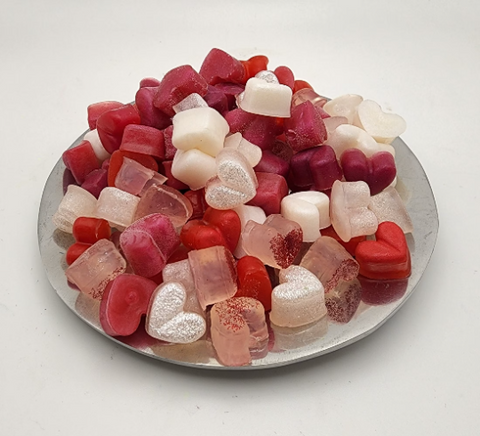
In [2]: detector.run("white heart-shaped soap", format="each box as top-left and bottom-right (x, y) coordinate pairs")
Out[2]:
(281, 191), (330, 242)
(216, 148), (258, 195)
(354, 99), (406, 144)
(270, 265), (327, 328)
(146, 282), (206, 343)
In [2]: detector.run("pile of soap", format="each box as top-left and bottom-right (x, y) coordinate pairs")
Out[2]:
(53, 48), (414, 367)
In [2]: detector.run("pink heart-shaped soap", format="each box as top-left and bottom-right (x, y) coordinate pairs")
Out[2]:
(340, 148), (396, 195)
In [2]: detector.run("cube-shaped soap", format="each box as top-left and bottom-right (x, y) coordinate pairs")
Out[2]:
(188, 245), (237, 310)
(171, 106), (229, 157)
(53, 185), (97, 233)
(120, 213), (179, 278)
(65, 239), (126, 300)
(95, 187), (140, 230)
(171, 149), (217, 190)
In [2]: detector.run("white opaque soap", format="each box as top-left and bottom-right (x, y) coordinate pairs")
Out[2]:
(171, 106), (229, 157)
(239, 77), (292, 118)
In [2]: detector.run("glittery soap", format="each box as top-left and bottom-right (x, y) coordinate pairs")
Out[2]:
(241, 214), (303, 269)
(210, 297), (268, 366)
(65, 239), (126, 300)
(269, 265), (327, 328)
(146, 282), (206, 343)
(300, 236), (360, 293)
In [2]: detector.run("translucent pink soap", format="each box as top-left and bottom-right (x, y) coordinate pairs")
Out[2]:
(232, 204), (267, 258)
(134, 184), (193, 229)
(241, 214), (303, 269)
(325, 279), (362, 323)
(210, 297), (268, 367)
(270, 265), (327, 328)
(114, 157), (158, 196)
(95, 187), (140, 230)
(330, 180), (378, 242)
(53, 185), (97, 233)
(300, 236), (359, 293)
(188, 245), (237, 310)
(65, 239), (126, 300)
(368, 186), (413, 233)
(120, 213), (179, 278)
(162, 259), (204, 316)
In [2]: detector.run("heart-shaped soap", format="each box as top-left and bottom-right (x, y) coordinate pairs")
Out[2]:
(341, 148), (396, 195)
(270, 265), (327, 328)
(146, 282), (206, 343)
(180, 207), (241, 252)
(241, 214), (303, 269)
(210, 297), (269, 367)
(354, 99), (406, 144)
(205, 149), (258, 210)
(355, 221), (411, 279)
(100, 274), (157, 337)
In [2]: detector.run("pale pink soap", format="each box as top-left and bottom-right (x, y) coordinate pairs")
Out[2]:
(291, 88), (328, 109)
(224, 132), (262, 167)
(114, 157), (156, 196)
(172, 106), (229, 157)
(270, 265), (327, 328)
(134, 184), (193, 229)
(232, 204), (267, 258)
(241, 214), (303, 269)
(162, 260), (204, 316)
(281, 191), (330, 242)
(330, 180), (378, 242)
(323, 94), (363, 124)
(188, 245), (237, 310)
(299, 236), (359, 293)
(53, 185), (97, 233)
(138, 172), (168, 196)
(65, 239), (126, 300)
(368, 186), (413, 233)
(146, 282), (206, 343)
(95, 187), (140, 230)
(120, 213), (179, 278)
(210, 297), (268, 367)
(171, 148), (217, 190)
(325, 279), (362, 323)
(172, 93), (208, 113)
(238, 77), (292, 118)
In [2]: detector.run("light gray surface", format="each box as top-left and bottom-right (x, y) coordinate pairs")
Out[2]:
(2, 0), (479, 434)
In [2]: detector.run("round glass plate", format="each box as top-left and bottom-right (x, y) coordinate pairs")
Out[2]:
(38, 131), (438, 370)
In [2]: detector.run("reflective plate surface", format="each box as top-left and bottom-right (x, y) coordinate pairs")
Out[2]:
(38, 131), (438, 370)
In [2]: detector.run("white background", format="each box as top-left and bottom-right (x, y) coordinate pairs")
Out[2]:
(1, 1), (479, 434)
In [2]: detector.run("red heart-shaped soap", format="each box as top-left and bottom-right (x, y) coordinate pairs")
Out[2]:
(341, 148), (396, 195)
(100, 274), (158, 337)
(354, 221), (411, 279)
(180, 207), (241, 253)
